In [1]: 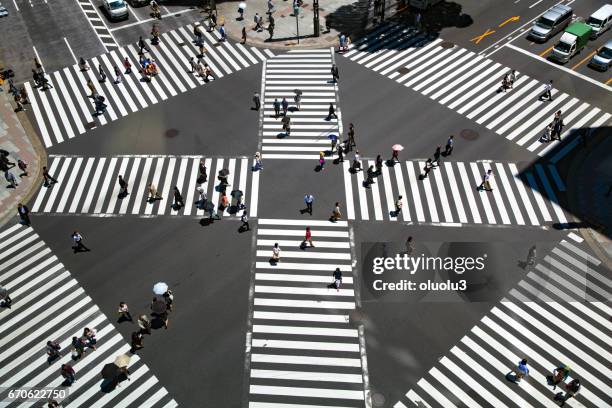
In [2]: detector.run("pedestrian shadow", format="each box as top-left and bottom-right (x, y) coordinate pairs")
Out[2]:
(314, 165), (323, 172)
(238, 225), (249, 234)
(389, 210), (400, 218)
(199, 218), (214, 227)
(269, 258), (279, 265)
(276, 132), (288, 139)
(505, 371), (520, 384)
(147, 197), (163, 204)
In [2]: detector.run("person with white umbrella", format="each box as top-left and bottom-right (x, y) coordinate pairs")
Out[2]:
(390, 144), (403, 164)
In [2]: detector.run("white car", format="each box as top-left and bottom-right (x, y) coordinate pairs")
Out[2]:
(103, 0), (128, 21)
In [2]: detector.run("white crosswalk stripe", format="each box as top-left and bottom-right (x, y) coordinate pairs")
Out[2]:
(261, 49), (341, 160)
(344, 160), (569, 226)
(0, 225), (177, 407)
(248, 219), (366, 407)
(26, 23), (274, 148)
(30, 155), (259, 218)
(343, 23), (611, 163)
(397, 232), (611, 408)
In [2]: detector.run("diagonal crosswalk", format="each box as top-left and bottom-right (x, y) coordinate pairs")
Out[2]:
(262, 49), (341, 160)
(0, 224), (178, 408)
(26, 23), (275, 149)
(395, 232), (612, 408)
(31, 155), (260, 217)
(342, 24), (612, 163)
(343, 159), (569, 226)
(248, 219), (367, 407)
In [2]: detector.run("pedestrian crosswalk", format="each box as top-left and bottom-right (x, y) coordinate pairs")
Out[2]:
(261, 48), (341, 160)
(0, 224), (178, 407)
(76, 0), (119, 52)
(25, 23), (275, 148)
(395, 232), (612, 408)
(31, 155), (260, 218)
(343, 159), (569, 226)
(342, 24), (612, 163)
(248, 219), (367, 407)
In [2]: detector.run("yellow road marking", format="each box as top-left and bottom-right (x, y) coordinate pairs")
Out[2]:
(539, 45), (554, 57)
(499, 16), (520, 27)
(606, 77), (612, 85)
(572, 50), (597, 70)
(471, 29), (496, 45)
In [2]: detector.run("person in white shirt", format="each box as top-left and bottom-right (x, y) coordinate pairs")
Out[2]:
(540, 80), (553, 101)
(271, 243), (281, 262)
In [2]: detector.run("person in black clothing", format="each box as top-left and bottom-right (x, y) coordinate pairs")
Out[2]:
(173, 187), (185, 209)
(327, 268), (342, 290)
(375, 154), (383, 175)
(18, 203), (30, 226)
(364, 165), (376, 188)
(432, 145), (442, 167)
(118, 175), (129, 197)
(327, 103), (337, 120)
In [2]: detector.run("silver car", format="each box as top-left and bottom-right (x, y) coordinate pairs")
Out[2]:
(103, 0), (129, 21)
(529, 4), (573, 42)
(589, 40), (612, 71)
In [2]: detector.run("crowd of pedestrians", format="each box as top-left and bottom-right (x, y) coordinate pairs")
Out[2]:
(509, 359), (582, 406)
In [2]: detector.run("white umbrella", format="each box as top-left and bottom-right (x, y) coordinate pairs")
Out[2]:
(239, 2), (246, 9)
(114, 354), (131, 368)
(153, 282), (168, 295)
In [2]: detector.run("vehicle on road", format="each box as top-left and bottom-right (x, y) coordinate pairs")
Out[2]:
(127, 0), (149, 7)
(103, 0), (129, 21)
(586, 4), (612, 39)
(588, 40), (612, 71)
(410, 0), (442, 9)
(550, 22), (592, 63)
(529, 4), (573, 42)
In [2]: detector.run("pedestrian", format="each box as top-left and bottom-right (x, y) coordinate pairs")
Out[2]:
(271, 243), (281, 263)
(19, 86), (29, 104)
(524, 245), (536, 270)
(303, 193), (314, 215)
(391, 148), (400, 164)
(330, 137), (337, 154)
(432, 145), (441, 167)
(98, 64), (106, 83)
(293, 90), (301, 110)
(86, 79), (97, 98)
(47, 400), (61, 408)
(444, 135), (454, 156)
(113, 65), (122, 84)
(83, 327), (97, 350)
(478, 169), (493, 191)
(327, 267), (342, 291)
(171, 186), (184, 209)
(331, 64), (339, 83)
(18, 203), (30, 226)
(94, 95), (107, 115)
(268, 18), (275, 40)
(147, 183), (162, 201)
(548, 365), (570, 390)
(71, 336), (86, 359)
(302, 226), (314, 247)
(331, 202), (342, 222)
(273, 98), (280, 117)
(339, 33), (346, 52)
(5, 170), (18, 188)
(558, 378), (580, 406)
(375, 154), (383, 174)
(137, 314), (152, 335)
(198, 160), (208, 183)
(79, 57), (90, 71)
(0, 286), (12, 308)
(14, 93), (26, 112)
(540, 80), (553, 101)
(151, 23), (160, 45)
(253, 92), (261, 110)
(327, 103), (337, 120)
(394, 196), (403, 216)
(118, 302), (133, 322)
(241, 26), (247, 44)
(17, 159), (29, 177)
(60, 364), (76, 386)
(241, 210), (250, 231)
(508, 69), (516, 88)
(138, 36), (147, 54)
(319, 151), (326, 171)
(281, 97), (288, 115)
(254, 12), (262, 30)
(219, 191), (229, 211)
(123, 57), (132, 74)
(351, 150), (362, 172)
(130, 331), (144, 352)
(198, 42), (206, 58)
(46, 340), (61, 364)
(253, 152), (263, 171)
(188, 56), (197, 73)
(118, 175), (129, 197)
(163, 289), (174, 312)
(267, 0), (274, 15)
(72, 231), (91, 252)
(365, 165), (376, 187)
(552, 110), (564, 141)
(406, 236), (414, 255)
(514, 358), (530, 383)
(219, 24), (227, 41)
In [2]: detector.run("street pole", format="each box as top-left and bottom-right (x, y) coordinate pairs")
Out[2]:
(294, 4), (300, 44)
(313, 0), (320, 37)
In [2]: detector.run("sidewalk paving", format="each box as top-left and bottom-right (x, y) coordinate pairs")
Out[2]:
(0, 91), (46, 227)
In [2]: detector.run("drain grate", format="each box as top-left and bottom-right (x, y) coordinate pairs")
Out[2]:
(440, 41), (455, 49)
(396, 67), (410, 75)
(460, 129), (479, 140)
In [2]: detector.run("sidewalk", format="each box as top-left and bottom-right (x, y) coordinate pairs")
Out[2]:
(0, 91), (46, 227)
(216, 0), (371, 49)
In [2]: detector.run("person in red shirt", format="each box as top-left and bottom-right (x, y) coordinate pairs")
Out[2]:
(302, 227), (314, 248)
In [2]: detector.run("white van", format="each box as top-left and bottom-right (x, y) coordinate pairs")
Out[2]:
(586, 4), (612, 38)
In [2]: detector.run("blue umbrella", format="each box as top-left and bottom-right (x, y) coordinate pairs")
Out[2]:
(327, 134), (338, 141)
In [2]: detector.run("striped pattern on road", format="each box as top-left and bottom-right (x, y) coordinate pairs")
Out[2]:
(26, 23), (274, 148)
(261, 49), (341, 160)
(248, 219), (366, 407)
(343, 23), (611, 163)
(76, 0), (118, 52)
(0, 224), (178, 408)
(31, 155), (260, 217)
(397, 232), (612, 408)
(343, 160), (569, 226)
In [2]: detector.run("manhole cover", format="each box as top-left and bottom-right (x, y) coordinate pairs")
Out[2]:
(165, 129), (179, 138)
(440, 41), (455, 49)
(396, 67), (410, 75)
(460, 129), (479, 140)
(372, 393), (386, 407)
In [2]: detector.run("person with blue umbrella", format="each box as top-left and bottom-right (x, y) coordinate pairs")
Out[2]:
(328, 134), (338, 155)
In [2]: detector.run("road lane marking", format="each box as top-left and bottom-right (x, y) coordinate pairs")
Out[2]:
(471, 29), (496, 44)
(572, 50), (597, 70)
(538, 45), (554, 57)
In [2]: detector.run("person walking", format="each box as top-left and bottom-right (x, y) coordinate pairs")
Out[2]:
(86, 79), (97, 98)
(198, 160), (208, 183)
(331, 64), (339, 83)
(241, 26), (247, 44)
(17, 159), (29, 177)
(130, 331), (144, 352)
(254, 12), (263, 30)
(123, 57), (132, 74)
(540, 80), (553, 101)
(406, 236), (414, 255)
(552, 110), (564, 141)
(327, 268), (342, 290)
(319, 151), (326, 171)
(18, 203), (30, 226)
(281, 97), (288, 115)
(549, 365), (570, 390)
(268, 18), (275, 39)
(507, 69), (516, 88)
(253, 92), (261, 111)
(327, 103), (337, 120)
(394, 196), (403, 216)
(558, 378), (580, 406)
(346, 123), (356, 152)
(219, 24), (227, 41)
(293, 90), (301, 110)
(113, 65), (122, 84)
(98, 64), (106, 83)
(444, 135), (454, 156)
(173, 186), (185, 209)
(478, 169), (493, 191)
(365, 165), (375, 187)
(514, 358), (530, 383)
(5, 170), (18, 188)
(14, 93), (26, 112)
(351, 150), (362, 172)
(0, 286), (13, 308)
(118, 175), (129, 197)
(524, 245), (536, 270)
(83, 327), (97, 350)
(302, 194), (314, 215)
(331, 202), (341, 222)
(71, 336), (86, 359)
(391, 148), (400, 164)
(138, 36), (147, 54)
(42, 166), (58, 185)
(432, 145), (442, 167)
(302, 227), (314, 247)
(60, 364), (76, 386)
(138, 314), (152, 335)
(421, 158), (434, 179)
(271, 243), (281, 263)
(79, 57), (90, 71)
(147, 183), (163, 201)
(253, 152), (263, 171)
(46, 340), (61, 364)
(241, 210), (250, 231)
(337, 143), (344, 163)
(273, 98), (281, 117)
(118, 302), (133, 322)
(72, 231), (91, 252)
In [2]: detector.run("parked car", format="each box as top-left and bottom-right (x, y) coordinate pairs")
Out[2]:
(550, 22), (592, 63)
(103, 0), (128, 21)
(529, 4), (573, 42)
(586, 4), (612, 38)
(588, 40), (612, 71)
(128, 0), (149, 7)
